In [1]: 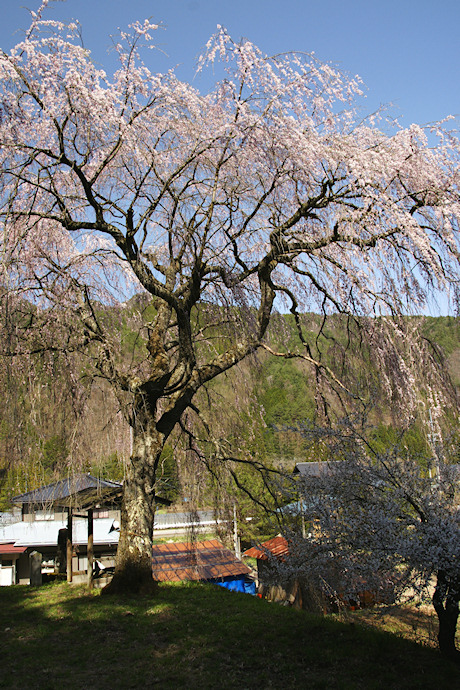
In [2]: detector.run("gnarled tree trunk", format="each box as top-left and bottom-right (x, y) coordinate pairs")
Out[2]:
(104, 400), (165, 595)
(103, 288), (273, 595)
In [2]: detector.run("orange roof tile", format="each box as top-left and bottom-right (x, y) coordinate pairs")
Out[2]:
(243, 536), (289, 560)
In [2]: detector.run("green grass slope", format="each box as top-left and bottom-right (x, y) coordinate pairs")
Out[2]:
(0, 582), (458, 689)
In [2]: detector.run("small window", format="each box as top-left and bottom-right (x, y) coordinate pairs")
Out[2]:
(94, 509), (109, 519)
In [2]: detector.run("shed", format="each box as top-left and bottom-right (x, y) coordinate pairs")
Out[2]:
(244, 535), (395, 612)
(243, 536), (299, 603)
(243, 535), (289, 561)
(151, 539), (255, 594)
(0, 543), (27, 586)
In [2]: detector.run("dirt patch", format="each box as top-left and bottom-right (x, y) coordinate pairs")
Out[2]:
(341, 603), (460, 649)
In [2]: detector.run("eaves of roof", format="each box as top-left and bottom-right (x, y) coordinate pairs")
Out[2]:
(0, 543), (28, 554)
(11, 474), (123, 511)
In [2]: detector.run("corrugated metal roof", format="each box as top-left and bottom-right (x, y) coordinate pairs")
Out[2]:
(243, 535), (289, 560)
(11, 474), (122, 510)
(151, 539), (250, 582)
(0, 543), (27, 554)
(0, 518), (119, 547)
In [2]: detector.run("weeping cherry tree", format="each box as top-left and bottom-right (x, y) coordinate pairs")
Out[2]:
(0, 9), (459, 590)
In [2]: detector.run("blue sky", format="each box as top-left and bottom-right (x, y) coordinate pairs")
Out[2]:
(1, 0), (459, 128)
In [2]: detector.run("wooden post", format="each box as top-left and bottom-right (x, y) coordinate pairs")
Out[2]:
(66, 508), (73, 583)
(87, 508), (94, 589)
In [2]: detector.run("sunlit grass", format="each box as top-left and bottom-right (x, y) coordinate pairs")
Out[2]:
(0, 581), (458, 689)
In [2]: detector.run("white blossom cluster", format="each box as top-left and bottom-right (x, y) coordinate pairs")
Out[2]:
(276, 439), (459, 617)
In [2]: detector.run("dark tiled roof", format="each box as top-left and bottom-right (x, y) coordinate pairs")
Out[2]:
(151, 539), (250, 582)
(243, 535), (289, 560)
(11, 474), (122, 510)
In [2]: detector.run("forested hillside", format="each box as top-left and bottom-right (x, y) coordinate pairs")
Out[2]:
(1, 309), (459, 516)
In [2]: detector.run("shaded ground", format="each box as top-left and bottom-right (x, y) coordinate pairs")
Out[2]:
(346, 603), (459, 650)
(0, 582), (458, 689)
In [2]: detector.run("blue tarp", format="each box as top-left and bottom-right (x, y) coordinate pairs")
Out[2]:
(210, 575), (256, 595)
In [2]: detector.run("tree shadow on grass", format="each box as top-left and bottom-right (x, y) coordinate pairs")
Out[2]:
(0, 582), (458, 690)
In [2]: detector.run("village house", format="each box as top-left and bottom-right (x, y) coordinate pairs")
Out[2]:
(0, 474), (224, 586)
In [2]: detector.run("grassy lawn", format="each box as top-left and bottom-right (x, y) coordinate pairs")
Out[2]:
(0, 581), (458, 689)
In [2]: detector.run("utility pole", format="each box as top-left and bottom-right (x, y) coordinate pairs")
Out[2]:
(233, 504), (241, 559)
